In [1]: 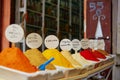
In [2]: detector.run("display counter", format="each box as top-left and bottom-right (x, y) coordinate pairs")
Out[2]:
(59, 61), (114, 80)
(0, 61), (114, 80)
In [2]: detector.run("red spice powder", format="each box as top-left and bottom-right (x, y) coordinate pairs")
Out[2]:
(92, 50), (106, 59)
(97, 49), (109, 56)
(0, 47), (38, 73)
(80, 49), (99, 61)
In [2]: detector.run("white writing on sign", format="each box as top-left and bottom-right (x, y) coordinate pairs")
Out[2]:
(45, 35), (59, 49)
(5, 24), (24, 43)
(81, 39), (89, 49)
(26, 33), (42, 48)
(60, 39), (72, 51)
(72, 39), (81, 51)
(89, 2), (106, 20)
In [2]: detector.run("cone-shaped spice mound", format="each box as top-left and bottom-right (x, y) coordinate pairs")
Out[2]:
(42, 49), (73, 68)
(80, 49), (99, 61)
(61, 51), (82, 68)
(24, 48), (56, 70)
(92, 50), (106, 59)
(0, 47), (37, 73)
(97, 49), (109, 56)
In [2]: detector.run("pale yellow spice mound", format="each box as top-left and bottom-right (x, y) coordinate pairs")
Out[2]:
(24, 48), (56, 70)
(61, 51), (82, 69)
(72, 53), (92, 68)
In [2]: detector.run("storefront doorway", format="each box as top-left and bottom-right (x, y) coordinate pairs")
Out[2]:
(86, 0), (112, 54)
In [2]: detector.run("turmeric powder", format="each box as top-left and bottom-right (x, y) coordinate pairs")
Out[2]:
(0, 47), (37, 73)
(42, 49), (74, 68)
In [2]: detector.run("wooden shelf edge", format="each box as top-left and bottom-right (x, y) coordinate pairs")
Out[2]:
(59, 61), (114, 80)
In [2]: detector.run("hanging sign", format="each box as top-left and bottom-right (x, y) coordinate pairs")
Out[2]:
(60, 39), (72, 51)
(26, 33), (42, 48)
(44, 35), (59, 49)
(5, 24), (24, 43)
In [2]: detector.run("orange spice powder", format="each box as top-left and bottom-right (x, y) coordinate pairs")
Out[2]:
(0, 47), (38, 73)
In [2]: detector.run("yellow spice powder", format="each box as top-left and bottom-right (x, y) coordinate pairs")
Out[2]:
(24, 48), (56, 70)
(61, 51), (82, 69)
(72, 53), (92, 68)
(42, 49), (74, 68)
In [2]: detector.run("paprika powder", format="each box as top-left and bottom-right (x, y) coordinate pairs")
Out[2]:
(0, 47), (37, 73)
(92, 50), (106, 59)
(80, 49), (99, 61)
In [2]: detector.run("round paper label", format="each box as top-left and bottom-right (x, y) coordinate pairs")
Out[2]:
(81, 39), (89, 49)
(89, 39), (94, 49)
(60, 39), (72, 51)
(97, 40), (105, 50)
(93, 40), (98, 50)
(72, 39), (81, 51)
(44, 35), (59, 49)
(5, 24), (24, 43)
(26, 33), (42, 48)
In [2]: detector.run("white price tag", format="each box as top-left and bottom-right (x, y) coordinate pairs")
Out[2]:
(72, 39), (81, 51)
(93, 40), (98, 50)
(60, 39), (72, 51)
(81, 39), (89, 49)
(5, 24), (24, 43)
(26, 33), (42, 48)
(97, 40), (105, 50)
(44, 35), (59, 49)
(89, 39), (95, 49)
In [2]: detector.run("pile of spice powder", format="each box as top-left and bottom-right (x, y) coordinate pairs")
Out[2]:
(97, 49), (109, 56)
(61, 50), (82, 69)
(24, 48), (56, 70)
(80, 49), (99, 61)
(72, 53), (92, 68)
(92, 50), (106, 59)
(0, 47), (37, 73)
(42, 49), (74, 68)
